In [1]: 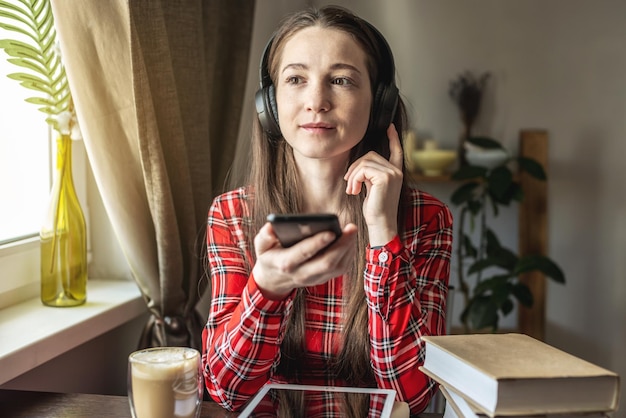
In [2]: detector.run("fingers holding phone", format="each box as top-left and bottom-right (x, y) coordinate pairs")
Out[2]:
(252, 214), (357, 299)
(267, 213), (342, 247)
(273, 219), (357, 288)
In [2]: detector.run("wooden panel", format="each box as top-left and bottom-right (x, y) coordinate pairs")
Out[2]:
(0, 389), (235, 417)
(517, 130), (549, 340)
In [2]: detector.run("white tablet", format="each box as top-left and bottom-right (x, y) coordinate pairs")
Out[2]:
(237, 383), (397, 417)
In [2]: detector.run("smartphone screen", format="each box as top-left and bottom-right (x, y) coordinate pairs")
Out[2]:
(267, 213), (342, 247)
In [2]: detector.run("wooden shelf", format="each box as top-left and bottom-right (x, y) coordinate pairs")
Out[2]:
(517, 130), (548, 341)
(409, 173), (455, 183)
(409, 172), (521, 183)
(409, 130), (549, 340)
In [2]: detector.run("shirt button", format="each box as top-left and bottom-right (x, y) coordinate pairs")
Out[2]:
(378, 252), (389, 263)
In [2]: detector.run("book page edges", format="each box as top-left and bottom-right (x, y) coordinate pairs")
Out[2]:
(420, 366), (619, 417)
(440, 384), (479, 418)
(421, 366), (494, 414)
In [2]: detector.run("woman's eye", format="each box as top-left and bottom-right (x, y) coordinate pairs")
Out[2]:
(331, 77), (352, 86)
(286, 76), (302, 85)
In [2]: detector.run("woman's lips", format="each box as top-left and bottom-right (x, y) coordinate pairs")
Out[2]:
(301, 122), (335, 132)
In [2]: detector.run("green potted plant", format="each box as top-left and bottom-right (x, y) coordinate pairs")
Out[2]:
(0, 0), (87, 306)
(450, 136), (565, 333)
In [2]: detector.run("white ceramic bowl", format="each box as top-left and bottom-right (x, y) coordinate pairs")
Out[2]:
(465, 149), (509, 170)
(412, 150), (457, 176)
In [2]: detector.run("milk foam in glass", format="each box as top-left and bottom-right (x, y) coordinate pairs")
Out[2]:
(128, 347), (202, 418)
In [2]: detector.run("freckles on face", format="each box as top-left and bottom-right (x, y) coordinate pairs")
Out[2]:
(274, 26), (372, 161)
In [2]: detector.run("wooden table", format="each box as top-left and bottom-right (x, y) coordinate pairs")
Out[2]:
(0, 389), (234, 417)
(0, 388), (442, 417)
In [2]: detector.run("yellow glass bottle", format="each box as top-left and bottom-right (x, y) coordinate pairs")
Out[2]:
(40, 134), (87, 307)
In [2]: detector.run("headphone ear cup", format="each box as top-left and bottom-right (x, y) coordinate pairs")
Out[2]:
(372, 83), (399, 133)
(267, 84), (279, 132)
(255, 84), (281, 139)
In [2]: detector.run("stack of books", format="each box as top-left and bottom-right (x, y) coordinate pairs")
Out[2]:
(419, 333), (620, 418)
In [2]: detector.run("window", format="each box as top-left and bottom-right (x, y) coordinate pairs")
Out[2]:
(0, 33), (51, 244)
(0, 7), (128, 310)
(0, 33), (51, 307)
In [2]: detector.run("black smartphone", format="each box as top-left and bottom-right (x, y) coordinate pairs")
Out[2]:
(267, 213), (342, 248)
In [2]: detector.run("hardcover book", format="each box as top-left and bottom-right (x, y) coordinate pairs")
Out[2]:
(440, 384), (609, 418)
(420, 333), (619, 417)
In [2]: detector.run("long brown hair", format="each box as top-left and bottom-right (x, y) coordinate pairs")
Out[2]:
(246, 5), (410, 387)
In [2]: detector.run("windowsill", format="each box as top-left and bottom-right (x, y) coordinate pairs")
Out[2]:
(0, 279), (145, 385)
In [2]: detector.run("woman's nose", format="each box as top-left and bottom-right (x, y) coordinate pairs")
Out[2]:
(305, 82), (330, 112)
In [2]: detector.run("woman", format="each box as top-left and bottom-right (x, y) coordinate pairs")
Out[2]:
(202, 6), (453, 416)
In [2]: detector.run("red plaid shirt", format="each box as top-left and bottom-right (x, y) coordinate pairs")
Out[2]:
(202, 186), (453, 415)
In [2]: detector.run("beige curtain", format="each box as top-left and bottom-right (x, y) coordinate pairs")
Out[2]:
(50, 0), (255, 349)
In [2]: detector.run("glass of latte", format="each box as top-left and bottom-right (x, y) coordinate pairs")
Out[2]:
(128, 347), (203, 418)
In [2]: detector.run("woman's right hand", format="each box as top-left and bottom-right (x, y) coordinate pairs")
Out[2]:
(252, 222), (358, 300)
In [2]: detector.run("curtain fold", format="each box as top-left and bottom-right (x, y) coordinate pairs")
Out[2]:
(50, 0), (255, 349)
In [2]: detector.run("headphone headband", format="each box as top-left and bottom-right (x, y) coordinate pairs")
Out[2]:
(361, 20), (396, 86)
(258, 37), (274, 91)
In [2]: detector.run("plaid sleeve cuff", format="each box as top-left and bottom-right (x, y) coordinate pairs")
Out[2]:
(245, 276), (295, 313)
(365, 235), (403, 318)
(240, 276), (295, 344)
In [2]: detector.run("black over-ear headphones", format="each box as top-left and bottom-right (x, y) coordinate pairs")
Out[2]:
(255, 20), (399, 141)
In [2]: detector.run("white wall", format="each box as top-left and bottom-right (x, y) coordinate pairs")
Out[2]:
(245, 0), (626, 414)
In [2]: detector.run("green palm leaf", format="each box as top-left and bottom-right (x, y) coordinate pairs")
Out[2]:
(0, 0), (72, 133)
(0, 21), (35, 41)
(7, 56), (45, 73)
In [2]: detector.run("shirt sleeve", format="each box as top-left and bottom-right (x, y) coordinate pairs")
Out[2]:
(364, 195), (453, 414)
(201, 196), (294, 411)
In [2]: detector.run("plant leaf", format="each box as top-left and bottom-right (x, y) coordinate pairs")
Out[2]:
(25, 96), (55, 106)
(467, 296), (499, 330)
(511, 183), (524, 202)
(15, 79), (52, 95)
(0, 38), (43, 57)
(7, 71), (49, 86)
(485, 228), (501, 253)
(451, 181), (480, 206)
(514, 255), (566, 284)
(467, 199), (482, 216)
(0, 8), (35, 32)
(473, 274), (510, 295)
(490, 181), (522, 207)
(500, 298), (514, 315)
(493, 246), (519, 270)
(491, 282), (511, 305)
(452, 165), (488, 180)
(36, 1), (52, 28)
(462, 233), (477, 258)
(487, 166), (514, 201)
(518, 156), (547, 180)
(45, 116), (59, 131)
(7, 56), (46, 74)
(0, 0), (72, 131)
(468, 257), (505, 275)
(487, 194), (500, 217)
(511, 282), (534, 307)
(0, 21), (36, 42)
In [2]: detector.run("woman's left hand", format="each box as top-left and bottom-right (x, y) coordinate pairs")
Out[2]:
(344, 123), (404, 247)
